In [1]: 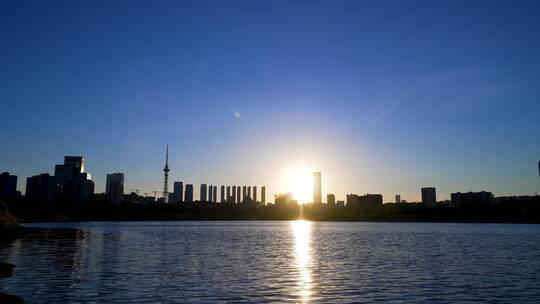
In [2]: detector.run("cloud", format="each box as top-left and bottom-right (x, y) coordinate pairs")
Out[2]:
(233, 110), (241, 119)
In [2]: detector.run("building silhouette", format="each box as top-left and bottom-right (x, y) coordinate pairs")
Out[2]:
(253, 186), (257, 203)
(242, 186), (247, 202)
(106, 173), (124, 204)
(200, 184), (207, 202)
(275, 192), (293, 206)
(26, 173), (55, 203)
(220, 185), (225, 203)
(261, 186), (266, 204)
(395, 195), (401, 204)
(247, 186), (251, 201)
(313, 172), (322, 204)
(451, 191), (493, 207)
(172, 181), (183, 203)
(232, 186), (237, 204)
(185, 184), (193, 202)
(346, 193), (383, 207)
(236, 185), (240, 203)
(0, 172), (18, 200)
(421, 187), (437, 206)
(213, 185), (217, 202)
(54, 156), (94, 203)
(327, 193), (335, 206)
(209, 185), (213, 203)
(226, 186), (231, 203)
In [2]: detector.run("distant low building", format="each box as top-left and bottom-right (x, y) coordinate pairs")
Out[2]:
(336, 200), (345, 207)
(26, 173), (56, 204)
(327, 193), (336, 206)
(346, 193), (383, 207)
(275, 192), (293, 207)
(451, 191), (493, 207)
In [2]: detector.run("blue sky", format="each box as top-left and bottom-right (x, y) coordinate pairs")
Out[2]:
(1, 0), (540, 202)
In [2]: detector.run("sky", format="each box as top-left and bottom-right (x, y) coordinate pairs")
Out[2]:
(1, 0), (540, 202)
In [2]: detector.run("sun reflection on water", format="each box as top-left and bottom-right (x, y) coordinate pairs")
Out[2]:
(291, 220), (312, 303)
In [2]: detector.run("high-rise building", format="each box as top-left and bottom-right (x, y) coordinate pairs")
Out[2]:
(261, 186), (266, 204)
(26, 173), (55, 203)
(226, 186), (231, 203)
(64, 156), (85, 173)
(252, 186), (257, 202)
(395, 195), (401, 204)
(106, 173), (124, 204)
(173, 181), (183, 203)
(185, 184), (194, 202)
(213, 185), (217, 202)
(220, 185), (225, 203)
(162, 145), (170, 203)
(327, 193), (336, 206)
(421, 187), (437, 206)
(200, 184), (207, 202)
(247, 186), (251, 200)
(232, 186), (236, 203)
(54, 156), (94, 203)
(209, 185), (213, 202)
(242, 186), (247, 202)
(313, 172), (322, 204)
(0, 172), (18, 200)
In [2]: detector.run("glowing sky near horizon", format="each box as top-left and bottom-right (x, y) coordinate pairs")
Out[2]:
(1, 0), (540, 202)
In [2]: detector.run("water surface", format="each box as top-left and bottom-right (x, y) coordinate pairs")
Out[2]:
(1, 221), (540, 303)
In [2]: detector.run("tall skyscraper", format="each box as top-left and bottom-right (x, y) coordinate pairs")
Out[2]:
(213, 185), (217, 202)
(200, 184), (207, 202)
(421, 187), (436, 206)
(209, 185), (213, 202)
(106, 173), (124, 204)
(185, 184), (193, 202)
(242, 186), (247, 202)
(261, 186), (266, 204)
(327, 193), (335, 206)
(173, 181), (183, 203)
(313, 172), (322, 204)
(395, 195), (401, 204)
(0, 172), (18, 200)
(220, 185), (225, 202)
(54, 156), (94, 203)
(226, 186), (231, 203)
(247, 186), (251, 200)
(253, 186), (257, 202)
(232, 186), (236, 203)
(236, 185), (240, 203)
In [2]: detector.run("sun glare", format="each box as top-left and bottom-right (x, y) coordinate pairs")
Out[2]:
(282, 164), (314, 204)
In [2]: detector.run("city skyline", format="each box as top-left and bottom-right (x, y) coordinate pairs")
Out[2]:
(1, 1), (540, 201)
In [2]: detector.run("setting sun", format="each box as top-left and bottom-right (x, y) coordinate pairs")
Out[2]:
(281, 164), (314, 204)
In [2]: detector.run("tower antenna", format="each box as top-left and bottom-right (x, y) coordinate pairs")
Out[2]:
(163, 145), (170, 202)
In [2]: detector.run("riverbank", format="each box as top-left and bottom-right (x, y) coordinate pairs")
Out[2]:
(8, 200), (540, 224)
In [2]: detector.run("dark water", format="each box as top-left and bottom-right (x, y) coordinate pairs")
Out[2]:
(1, 221), (540, 303)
